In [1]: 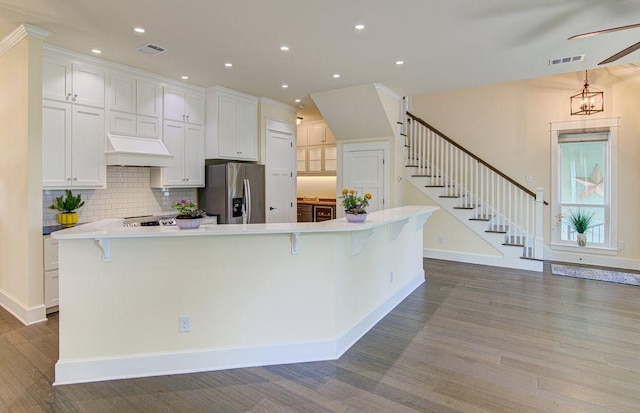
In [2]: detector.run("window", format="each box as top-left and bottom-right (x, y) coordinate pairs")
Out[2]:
(551, 118), (618, 252)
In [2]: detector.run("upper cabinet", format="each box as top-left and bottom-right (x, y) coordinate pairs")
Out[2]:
(43, 52), (106, 189)
(297, 121), (337, 175)
(108, 72), (162, 138)
(205, 86), (258, 161)
(43, 56), (105, 108)
(164, 86), (204, 124)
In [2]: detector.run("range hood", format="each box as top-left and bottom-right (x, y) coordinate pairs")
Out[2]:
(105, 134), (173, 167)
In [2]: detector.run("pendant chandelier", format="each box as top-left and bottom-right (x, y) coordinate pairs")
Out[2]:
(570, 70), (604, 116)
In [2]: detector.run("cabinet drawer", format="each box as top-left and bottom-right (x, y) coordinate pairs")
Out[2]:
(297, 204), (313, 222)
(44, 237), (59, 271)
(44, 270), (59, 308)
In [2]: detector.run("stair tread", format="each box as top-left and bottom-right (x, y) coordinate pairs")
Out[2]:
(425, 185), (445, 188)
(503, 242), (525, 247)
(453, 205), (478, 209)
(520, 256), (543, 262)
(411, 174), (440, 178)
(440, 195), (461, 199)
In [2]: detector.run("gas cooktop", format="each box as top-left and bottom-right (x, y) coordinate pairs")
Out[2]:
(122, 215), (176, 227)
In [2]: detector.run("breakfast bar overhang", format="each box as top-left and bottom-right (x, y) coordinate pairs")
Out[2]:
(52, 205), (438, 385)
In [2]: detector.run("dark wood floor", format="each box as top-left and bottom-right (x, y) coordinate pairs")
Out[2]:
(2, 259), (640, 412)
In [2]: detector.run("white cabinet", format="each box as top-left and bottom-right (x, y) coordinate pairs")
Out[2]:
(151, 121), (204, 187)
(43, 56), (105, 108)
(205, 86), (258, 161)
(42, 100), (106, 188)
(44, 236), (59, 312)
(108, 73), (162, 138)
(164, 86), (204, 124)
(297, 121), (337, 175)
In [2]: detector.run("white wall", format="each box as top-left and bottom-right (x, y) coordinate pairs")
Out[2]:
(296, 176), (337, 198)
(409, 69), (640, 266)
(0, 33), (46, 324)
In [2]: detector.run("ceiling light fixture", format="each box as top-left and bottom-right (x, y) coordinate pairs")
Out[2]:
(224, 62), (233, 68)
(280, 45), (289, 51)
(294, 99), (301, 103)
(281, 84), (288, 88)
(133, 27), (146, 34)
(354, 24), (365, 30)
(570, 70), (604, 116)
(91, 49), (102, 54)
(333, 73), (341, 78)
(395, 60), (404, 65)
(181, 75), (189, 80)
(297, 117), (303, 125)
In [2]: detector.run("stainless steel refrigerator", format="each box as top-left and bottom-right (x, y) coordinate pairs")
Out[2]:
(198, 163), (265, 224)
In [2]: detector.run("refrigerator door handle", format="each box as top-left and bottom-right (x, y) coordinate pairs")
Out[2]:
(245, 178), (252, 224)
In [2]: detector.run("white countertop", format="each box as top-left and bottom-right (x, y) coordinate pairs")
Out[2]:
(51, 205), (438, 240)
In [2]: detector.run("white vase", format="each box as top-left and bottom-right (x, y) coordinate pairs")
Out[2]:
(345, 213), (368, 223)
(176, 217), (204, 229)
(577, 233), (587, 247)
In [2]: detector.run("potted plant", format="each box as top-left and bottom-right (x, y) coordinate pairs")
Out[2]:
(340, 189), (372, 222)
(564, 209), (595, 246)
(50, 190), (85, 227)
(174, 200), (207, 229)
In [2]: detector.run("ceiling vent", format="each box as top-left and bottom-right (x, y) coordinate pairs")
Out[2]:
(549, 54), (585, 66)
(136, 43), (168, 57)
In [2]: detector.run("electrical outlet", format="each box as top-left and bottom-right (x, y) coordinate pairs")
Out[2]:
(526, 175), (533, 183)
(438, 236), (445, 244)
(179, 316), (190, 333)
(619, 240), (625, 250)
(389, 271), (394, 283)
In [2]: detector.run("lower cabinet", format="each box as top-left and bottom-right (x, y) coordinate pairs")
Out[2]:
(44, 236), (59, 313)
(297, 203), (336, 222)
(297, 204), (313, 222)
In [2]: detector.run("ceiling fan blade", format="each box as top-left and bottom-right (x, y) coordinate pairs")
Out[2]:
(599, 41), (640, 65)
(568, 23), (640, 40)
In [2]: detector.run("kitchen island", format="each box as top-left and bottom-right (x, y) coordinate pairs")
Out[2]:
(52, 205), (438, 384)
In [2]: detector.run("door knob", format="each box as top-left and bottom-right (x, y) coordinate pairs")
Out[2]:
(269, 206), (276, 210)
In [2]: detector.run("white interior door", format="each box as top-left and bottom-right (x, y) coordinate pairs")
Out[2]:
(343, 148), (385, 213)
(266, 120), (296, 223)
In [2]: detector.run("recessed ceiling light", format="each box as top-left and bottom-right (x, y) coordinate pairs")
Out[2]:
(333, 73), (341, 78)
(133, 27), (145, 34)
(354, 24), (365, 30)
(280, 45), (289, 51)
(181, 75), (189, 80)
(281, 84), (288, 89)
(91, 49), (102, 54)
(294, 99), (301, 103)
(395, 60), (404, 65)
(224, 62), (233, 68)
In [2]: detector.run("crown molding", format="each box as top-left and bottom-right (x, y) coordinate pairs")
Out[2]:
(0, 24), (50, 57)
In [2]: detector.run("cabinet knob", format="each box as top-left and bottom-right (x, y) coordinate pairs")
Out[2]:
(73, 94), (78, 102)
(73, 177), (78, 181)
(269, 206), (276, 210)
(186, 115), (190, 121)
(66, 93), (72, 100)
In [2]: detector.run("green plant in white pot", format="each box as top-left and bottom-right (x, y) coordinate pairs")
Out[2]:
(50, 190), (85, 227)
(564, 209), (595, 247)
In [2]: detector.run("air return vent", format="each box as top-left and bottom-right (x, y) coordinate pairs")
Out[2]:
(136, 43), (168, 57)
(549, 54), (584, 66)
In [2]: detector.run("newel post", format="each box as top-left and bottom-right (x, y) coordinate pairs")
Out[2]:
(534, 187), (545, 260)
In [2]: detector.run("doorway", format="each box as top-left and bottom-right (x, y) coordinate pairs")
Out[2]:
(265, 119), (295, 223)
(341, 142), (389, 213)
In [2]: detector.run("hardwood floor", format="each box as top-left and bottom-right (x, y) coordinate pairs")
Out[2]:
(1, 259), (639, 412)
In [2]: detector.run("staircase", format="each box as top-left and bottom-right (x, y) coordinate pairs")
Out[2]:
(405, 112), (544, 271)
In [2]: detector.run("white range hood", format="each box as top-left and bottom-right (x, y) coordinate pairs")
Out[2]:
(105, 134), (173, 167)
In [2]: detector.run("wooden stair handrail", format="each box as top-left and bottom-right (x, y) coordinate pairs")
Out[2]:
(407, 112), (548, 205)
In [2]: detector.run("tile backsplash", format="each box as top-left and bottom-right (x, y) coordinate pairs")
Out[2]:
(43, 167), (197, 226)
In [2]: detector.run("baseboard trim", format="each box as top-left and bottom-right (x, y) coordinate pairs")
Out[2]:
(0, 289), (47, 325)
(424, 248), (542, 272)
(55, 272), (425, 385)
